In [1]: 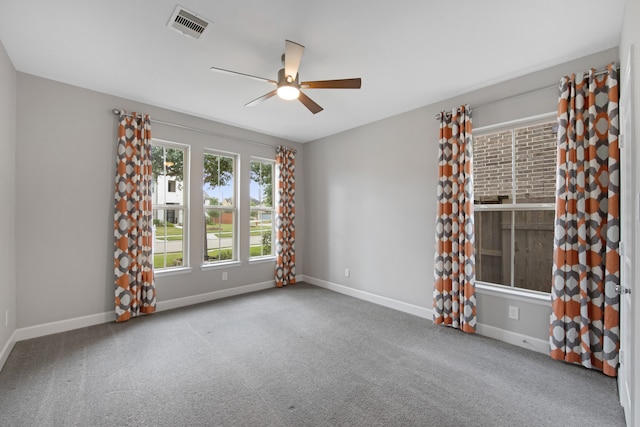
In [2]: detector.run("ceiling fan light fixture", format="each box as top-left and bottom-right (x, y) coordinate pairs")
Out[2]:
(210, 40), (361, 113)
(277, 84), (300, 100)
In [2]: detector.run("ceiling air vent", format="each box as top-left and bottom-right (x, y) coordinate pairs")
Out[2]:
(167, 5), (211, 39)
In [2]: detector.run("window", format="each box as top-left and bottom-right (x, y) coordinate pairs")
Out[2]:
(203, 151), (237, 264)
(473, 119), (556, 293)
(151, 141), (188, 270)
(249, 159), (274, 258)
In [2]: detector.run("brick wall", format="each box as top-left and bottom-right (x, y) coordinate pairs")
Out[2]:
(474, 129), (513, 201)
(474, 121), (557, 203)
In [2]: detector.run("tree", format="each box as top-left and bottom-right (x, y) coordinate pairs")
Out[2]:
(152, 146), (184, 181)
(262, 230), (272, 255)
(152, 147), (234, 190)
(250, 161), (273, 207)
(204, 154), (234, 190)
(205, 197), (220, 224)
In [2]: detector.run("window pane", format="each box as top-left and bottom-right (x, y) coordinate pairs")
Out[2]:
(515, 122), (557, 203)
(250, 161), (273, 208)
(152, 146), (185, 205)
(250, 160), (274, 258)
(513, 210), (554, 292)
(153, 208), (185, 269)
(250, 209), (273, 257)
(204, 152), (236, 264)
(475, 210), (512, 286)
(205, 209), (234, 262)
(474, 130), (513, 203)
(204, 153), (234, 206)
(151, 143), (187, 270)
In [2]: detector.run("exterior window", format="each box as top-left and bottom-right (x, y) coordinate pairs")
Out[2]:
(249, 159), (274, 258)
(203, 151), (236, 263)
(473, 120), (556, 293)
(151, 142), (188, 270)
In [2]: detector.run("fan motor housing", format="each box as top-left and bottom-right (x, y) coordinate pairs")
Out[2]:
(278, 68), (299, 87)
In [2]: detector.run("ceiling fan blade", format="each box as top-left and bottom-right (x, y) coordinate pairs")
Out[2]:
(210, 66), (276, 85)
(245, 90), (278, 107)
(301, 78), (362, 89)
(298, 91), (323, 114)
(284, 40), (305, 80)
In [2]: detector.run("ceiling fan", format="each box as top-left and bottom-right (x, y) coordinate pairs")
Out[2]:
(210, 40), (361, 114)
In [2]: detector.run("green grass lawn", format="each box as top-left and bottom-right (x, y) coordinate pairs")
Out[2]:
(153, 252), (183, 268)
(249, 245), (272, 257)
(154, 223), (183, 238)
(206, 223), (233, 232)
(206, 248), (232, 261)
(154, 222), (272, 241)
(154, 246), (272, 268)
(250, 225), (272, 236)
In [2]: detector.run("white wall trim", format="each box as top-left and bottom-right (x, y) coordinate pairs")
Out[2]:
(0, 331), (17, 373)
(14, 281), (277, 343)
(476, 323), (548, 354)
(302, 275), (433, 319)
(8, 276), (549, 367)
(15, 311), (115, 342)
(302, 275), (548, 355)
(156, 280), (274, 311)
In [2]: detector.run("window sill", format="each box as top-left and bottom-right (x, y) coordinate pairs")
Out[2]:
(476, 282), (550, 307)
(154, 267), (193, 277)
(200, 260), (243, 271)
(248, 256), (276, 265)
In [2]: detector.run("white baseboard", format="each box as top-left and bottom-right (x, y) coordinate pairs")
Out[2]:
(303, 276), (433, 319)
(13, 281), (277, 343)
(476, 323), (548, 354)
(0, 331), (17, 373)
(15, 311), (115, 342)
(303, 275), (548, 355)
(156, 280), (274, 311)
(9, 276), (549, 360)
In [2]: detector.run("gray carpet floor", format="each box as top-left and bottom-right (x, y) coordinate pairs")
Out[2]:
(0, 283), (626, 427)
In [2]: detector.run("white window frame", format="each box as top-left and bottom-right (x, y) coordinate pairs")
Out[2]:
(473, 112), (556, 296)
(249, 157), (276, 261)
(202, 149), (239, 266)
(151, 138), (190, 273)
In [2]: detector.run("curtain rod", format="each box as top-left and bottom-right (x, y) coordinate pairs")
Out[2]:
(434, 66), (615, 119)
(112, 108), (276, 149)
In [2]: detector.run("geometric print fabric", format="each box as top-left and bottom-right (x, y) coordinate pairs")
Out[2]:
(549, 64), (620, 377)
(114, 112), (157, 322)
(433, 105), (477, 333)
(275, 145), (296, 287)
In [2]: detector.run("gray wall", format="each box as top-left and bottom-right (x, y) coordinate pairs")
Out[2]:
(15, 74), (304, 328)
(0, 40), (16, 357)
(303, 48), (619, 343)
(620, 0), (640, 423)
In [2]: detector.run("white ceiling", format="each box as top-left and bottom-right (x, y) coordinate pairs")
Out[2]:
(0, 0), (626, 143)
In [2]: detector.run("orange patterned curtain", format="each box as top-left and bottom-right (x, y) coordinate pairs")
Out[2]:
(433, 105), (476, 333)
(550, 64), (620, 376)
(114, 112), (156, 322)
(275, 145), (296, 287)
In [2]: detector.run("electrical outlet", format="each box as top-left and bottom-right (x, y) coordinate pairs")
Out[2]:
(344, 268), (350, 278)
(222, 272), (228, 281)
(508, 306), (519, 320)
